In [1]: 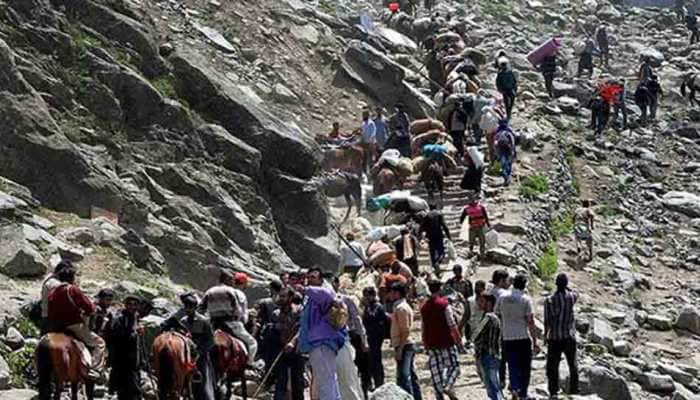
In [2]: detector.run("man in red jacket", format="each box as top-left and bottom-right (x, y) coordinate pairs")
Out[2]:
(460, 197), (491, 260)
(48, 266), (105, 381)
(420, 279), (461, 400)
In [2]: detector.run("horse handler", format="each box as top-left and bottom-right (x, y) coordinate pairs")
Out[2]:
(106, 295), (145, 400)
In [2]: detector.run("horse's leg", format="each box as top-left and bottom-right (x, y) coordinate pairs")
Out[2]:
(240, 369), (247, 400)
(85, 381), (95, 400)
(225, 378), (232, 400)
(71, 383), (78, 400)
(342, 193), (352, 222)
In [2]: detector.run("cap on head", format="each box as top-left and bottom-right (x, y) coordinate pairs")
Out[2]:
(124, 294), (141, 303)
(452, 264), (463, 273)
(54, 259), (73, 274)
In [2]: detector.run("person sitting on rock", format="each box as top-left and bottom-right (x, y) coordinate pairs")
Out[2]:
(161, 293), (215, 400)
(573, 199), (595, 262)
(48, 266), (106, 382)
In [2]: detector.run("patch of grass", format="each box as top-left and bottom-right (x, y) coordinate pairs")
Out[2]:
(486, 162), (502, 177)
(564, 147), (580, 195)
(481, 0), (513, 17)
(536, 241), (558, 280)
(4, 342), (37, 388)
(10, 317), (39, 340)
(551, 212), (574, 239)
(597, 204), (621, 218)
(519, 174), (549, 199)
(151, 75), (178, 99)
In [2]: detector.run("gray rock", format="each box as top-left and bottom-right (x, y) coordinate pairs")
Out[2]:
(3, 327), (24, 350)
(0, 224), (48, 278)
(111, 280), (160, 302)
(485, 247), (517, 266)
(556, 96), (581, 115)
(290, 24), (320, 45)
(672, 383), (700, 400)
(675, 307), (700, 334)
(272, 83), (299, 103)
(57, 227), (95, 246)
(369, 383), (413, 400)
(374, 27), (417, 53)
(662, 192), (700, 218)
(192, 23), (236, 53)
(613, 340), (631, 357)
(0, 389), (38, 400)
(584, 365), (632, 400)
(0, 355), (9, 390)
(196, 124), (262, 177)
(647, 314), (674, 331)
(590, 318), (615, 351)
(657, 362), (694, 386)
(0, 191), (28, 218)
(638, 372), (675, 394)
(492, 222), (527, 235)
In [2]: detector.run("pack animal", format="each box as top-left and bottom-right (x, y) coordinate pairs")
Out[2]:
(681, 72), (699, 106)
(421, 161), (444, 204)
(321, 145), (365, 176)
(312, 171), (362, 222)
(211, 331), (248, 400)
(36, 333), (95, 400)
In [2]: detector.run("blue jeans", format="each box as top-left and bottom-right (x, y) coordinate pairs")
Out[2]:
(396, 344), (422, 400)
(498, 152), (513, 184)
(428, 239), (445, 274)
(479, 353), (503, 400)
(504, 339), (533, 399)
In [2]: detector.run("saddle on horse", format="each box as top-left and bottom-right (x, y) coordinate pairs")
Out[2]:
(38, 333), (92, 384)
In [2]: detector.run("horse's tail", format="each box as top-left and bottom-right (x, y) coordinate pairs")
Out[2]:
(36, 339), (54, 400)
(156, 345), (174, 400)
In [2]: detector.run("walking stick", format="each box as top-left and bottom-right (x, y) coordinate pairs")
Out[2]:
(330, 223), (371, 270)
(251, 332), (300, 398)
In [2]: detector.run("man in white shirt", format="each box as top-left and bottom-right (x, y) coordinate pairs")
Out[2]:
(360, 109), (376, 175)
(495, 273), (539, 400)
(338, 232), (366, 278)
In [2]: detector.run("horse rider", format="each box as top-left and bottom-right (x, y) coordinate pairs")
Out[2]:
(161, 292), (216, 400)
(47, 265), (106, 382)
(200, 270), (262, 369)
(39, 259), (72, 335)
(106, 295), (145, 400)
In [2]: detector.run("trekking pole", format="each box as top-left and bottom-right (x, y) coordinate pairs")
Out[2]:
(330, 223), (371, 269)
(251, 332), (300, 398)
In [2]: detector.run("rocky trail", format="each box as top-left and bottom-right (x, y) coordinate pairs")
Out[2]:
(1, 0), (700, 399)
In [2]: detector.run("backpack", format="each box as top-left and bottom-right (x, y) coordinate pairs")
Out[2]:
(461, 98), (475, 120)
(497, 70), (516, 92)
(327, 299), (349, 330)
(496, 128), (513, 152)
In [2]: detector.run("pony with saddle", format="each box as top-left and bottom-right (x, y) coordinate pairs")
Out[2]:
(36, 333), (95, 400)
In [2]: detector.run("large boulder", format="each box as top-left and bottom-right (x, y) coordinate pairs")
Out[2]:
(196, 124), (262, 177)
(0, 225), (49, 278)
(637, 373), (675, 394)
(675, 306), (700, 334)
(0, 355), (9, 390)
(583, 366), (632, 400)
(662, 192), (700, 218)
(589, 318), (615, 351)
(340, 40), (435, 119)
(369, 383), (413, 400)
(374, 27), (417, 53)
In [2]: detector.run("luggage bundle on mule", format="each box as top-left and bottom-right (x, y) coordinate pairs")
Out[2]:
(366, 191), (428, 214)
(410, 129), (452, 156)
(372, 149), (414, 179)
(410, 118), (445, 136)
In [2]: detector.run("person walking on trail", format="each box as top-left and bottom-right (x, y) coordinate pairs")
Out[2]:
(105, 295), (144, 400)
(612, 79), (628, 131)
(273, 288), (305, 400)
(595, 24), (610, 67)
(539, 54), (558, 98)
(361, 286), (389, 393)
(161, 293), (216, 400)
(474, 292), (504, 400)
(395, 226), (419, 276)
(577, 37), (595, 78)
(491, 269), (511, 389)
(687, 11), (699, 45)
(445, 265), (473, 345)
(339, 232), (366, 278)
(39, 260), (72, 335)
(588, 92), (610, 138)
(447, 99), (468, 159)
(638, 57), (654, 82)
(332, 277), (370, 400)
(91, 288), (115, 338)
(299, 268), (346, 400)
(200, 270), (260, 369)
(389, 282), (422, 400)
(421, 279), (462, 400)
(495, 119), (516, 186)
(374, 107), (389, 153)
(545, 273), (579, 398)
(389, 103), (411, 157)
(461, 147), (484, 193)
(468, 280), (487, 346)
(256, 280), (283, 375)
(419, 203), (452, 276)
(47, 266), (106, 382)
(360, 109), (377, 175)
(495, 57), (518, 120)
(574, 199), (595, 262)
(460, 197), (491, 260)
(496, 273), (540, 400)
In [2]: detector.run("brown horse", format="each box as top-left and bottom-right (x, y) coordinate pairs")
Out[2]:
(211, 331), (248, 400)
(36, 333), (94, 400)
(373, 168), (400, 196)
(421, 160), (444, 203)
(313, 171), (363, 222)
(321, 145), (365, 176)
(152, 332), (197, 400)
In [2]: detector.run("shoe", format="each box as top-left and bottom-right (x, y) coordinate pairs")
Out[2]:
(443, 387), (458, 400)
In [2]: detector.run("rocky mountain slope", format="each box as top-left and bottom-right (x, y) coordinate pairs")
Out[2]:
(1, 0), (700, 398)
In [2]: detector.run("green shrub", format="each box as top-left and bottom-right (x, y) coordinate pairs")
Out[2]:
(536, 241), (558, 280)
(486, 162), (502, 177)
(519, 174), (549, 199)
(551, 212), (574, 239)
(6, 343), (37, 388)
(151, 75), (178, 99)
(10, 317), (38, 339)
